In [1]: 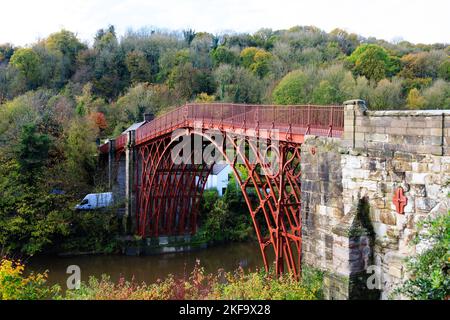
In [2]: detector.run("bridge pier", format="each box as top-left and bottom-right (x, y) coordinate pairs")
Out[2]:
(124, 130), (137, 235)
(107, 138), (115, 189)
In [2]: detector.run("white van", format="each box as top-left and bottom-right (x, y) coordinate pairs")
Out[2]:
(75, 192), (113, 210)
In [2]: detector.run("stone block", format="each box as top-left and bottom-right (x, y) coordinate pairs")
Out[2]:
(392, 159), (412, 172)
(380, 210), (397, 226)
(409, 184), (427, 197)
(390, 119), (408, 128)
(423, 135), (442, 146)
(405, 172), (428, 184)
(411, 161), (428, 173)
(367, 133), (389, 143)
(415, 197), (438, 213)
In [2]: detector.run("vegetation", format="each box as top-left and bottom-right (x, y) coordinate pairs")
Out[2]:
(0, 258), (323, 300)
(0, 259), (58, 300)
(396, 212), (450, 300)
(196, 174), (254, 243)
(63, 262), (323, 300)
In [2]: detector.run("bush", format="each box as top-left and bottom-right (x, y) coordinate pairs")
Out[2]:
(396, 212), (450, 300)
(0, 258), (59, 300)
(63, 261), (323, 300)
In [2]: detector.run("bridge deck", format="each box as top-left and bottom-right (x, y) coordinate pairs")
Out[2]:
(100, 103), (344, 153)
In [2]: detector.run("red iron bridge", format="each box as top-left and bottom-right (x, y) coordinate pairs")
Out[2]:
(99, 103), (344, 278)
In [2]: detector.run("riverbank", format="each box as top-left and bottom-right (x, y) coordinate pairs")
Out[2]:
(27, 242), (268, 288)
(1, 257), (324, 300)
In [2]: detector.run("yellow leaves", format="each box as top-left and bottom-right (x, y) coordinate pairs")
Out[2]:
(406, 88), (426, 109)
(0, 258), (52, 300)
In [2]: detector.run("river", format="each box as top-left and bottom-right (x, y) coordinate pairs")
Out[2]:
(27, 242), (264, 289)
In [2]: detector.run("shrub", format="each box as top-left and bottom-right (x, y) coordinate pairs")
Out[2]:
(396, 212), (450, 300)
(63, 261), (323, 300)
(0, 258), (59, 300)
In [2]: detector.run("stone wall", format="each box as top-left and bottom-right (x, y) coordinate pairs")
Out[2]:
(301, 100), (450, 300)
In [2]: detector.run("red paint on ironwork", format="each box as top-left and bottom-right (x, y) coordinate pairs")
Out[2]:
(393, 187), (407, 214)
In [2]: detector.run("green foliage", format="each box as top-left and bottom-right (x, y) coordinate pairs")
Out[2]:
(64, 118), (98, 188)
(15, 124), (50, 181)
(422, 79), (450, 109)
(240, 47), (273, 77)
(125, 50), (152, 84)
(197, 175), (253, 243)
(0, 158), (70, 255)
(438, 60), (450, 81)
(347, 44), (400, 82)
(61, 209), (119, 254)
(214, 64), (264, 103)
(272, 69), (309, 104)
(396, 212), (450, 300)
(211, 46), (238, 66)
(9, 48), (42, 89)
(368, 78), (403, 110)
(0, 43), (15, 64)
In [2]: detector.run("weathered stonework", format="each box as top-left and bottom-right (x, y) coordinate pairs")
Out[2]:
(302, 100), (450, 300)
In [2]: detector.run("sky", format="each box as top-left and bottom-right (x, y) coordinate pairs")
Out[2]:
(0, 0), (449, 46)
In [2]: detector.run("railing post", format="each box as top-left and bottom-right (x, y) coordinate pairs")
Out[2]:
(221, 103), (224, 129)
(329, 106), (334, 137)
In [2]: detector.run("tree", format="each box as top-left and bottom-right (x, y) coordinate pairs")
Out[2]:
(9, 48), (42, 89)
(110, 83), (178, 135)
(422, 80), (450, 109)
(15, 124), (50, 183)
(0, 65), (25, 102)
(92, 26), (127, 100)
(64, 119), (98, 187)
(213, 64), (263, 103)
(406, 88), (425, 109)
(125, 50), (152, 84)
(183, 29), (196, 45)
(368, 78), (403, 110)
(399, 51), (448, 79)
(44, 29), (86, 87)
(347, 44), (399, 82)
(240, 47), (273, 77)
(0, 43), (15, 64)
(211, 46), (237, 66)
(438, 60), (450, 81)
(272, 69), (309, 104)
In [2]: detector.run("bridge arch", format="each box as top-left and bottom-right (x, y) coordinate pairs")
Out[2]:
(134, 128), (303, 278)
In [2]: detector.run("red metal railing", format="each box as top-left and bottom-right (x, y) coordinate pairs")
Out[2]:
(100, 103), (344, 152)
(115, 134), (127, 151)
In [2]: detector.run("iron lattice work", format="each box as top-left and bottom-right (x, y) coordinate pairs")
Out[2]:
(102, 103), (344, 279)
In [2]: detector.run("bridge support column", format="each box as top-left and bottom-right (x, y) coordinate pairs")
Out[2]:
(124, 130), (137, 234)
(108, 139), (115, 189)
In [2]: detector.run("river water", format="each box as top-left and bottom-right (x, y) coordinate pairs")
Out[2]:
(27, 242), (264, 289)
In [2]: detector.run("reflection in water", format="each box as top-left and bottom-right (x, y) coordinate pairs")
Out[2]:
(28, 242), (265, 288)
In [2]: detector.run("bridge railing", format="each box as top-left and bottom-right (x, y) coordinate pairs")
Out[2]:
(102, 103), (344, 151)
(135, 106), (187, 145)
(184, 103), (344, 137)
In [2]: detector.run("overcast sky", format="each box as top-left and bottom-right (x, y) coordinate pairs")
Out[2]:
(0, 0), (449, 46)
